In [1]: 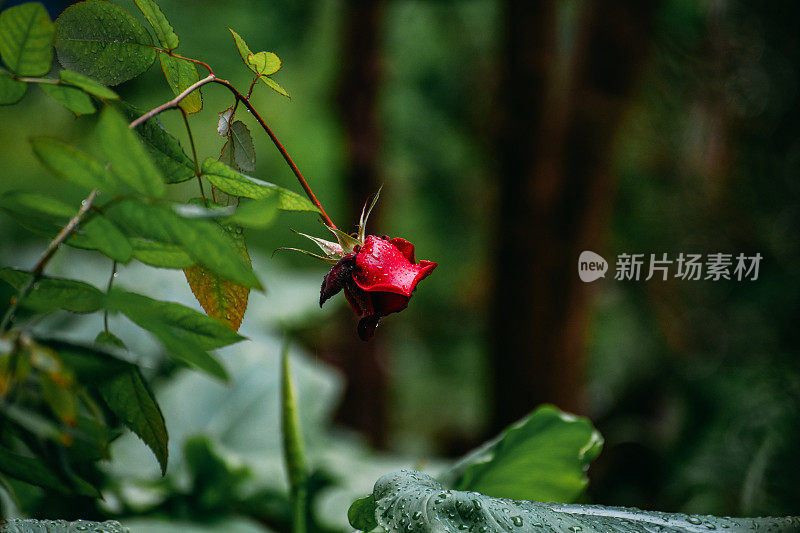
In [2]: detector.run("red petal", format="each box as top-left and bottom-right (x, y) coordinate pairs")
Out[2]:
(353, 235), (437, 297)
(388, 237), (415, 263)
(343, 284), (374, 317)
(372, 292), (410, 316)
(320, 253), (356, 307)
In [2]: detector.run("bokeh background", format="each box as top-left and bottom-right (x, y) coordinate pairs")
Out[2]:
(1, 0), (799, 528)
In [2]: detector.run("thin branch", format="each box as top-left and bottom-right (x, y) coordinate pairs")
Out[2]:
(179, 107), (208, 206)
(227, 75), (258, 126)
(211, 78), (338, 229)
(164, 50), (215, 76)
(129, 74), (337, 229)
(129, 75), (217, 129)
(103, 260), (117, 334)
(13, 75), (58, 84)
(0, 190), (99, 334)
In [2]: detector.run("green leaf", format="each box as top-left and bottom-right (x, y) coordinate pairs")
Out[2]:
(45, 338), (131, 381)
(131, 238), (194, 268)
(228, 27), (254, 71)
(361, 470), (800, 533)
(183, 435), (251, 507)
(40, 373), (77, 425)
(54, 0), (156, 86)
(98, 365), (168, 475)
(159, 53), (202, 113)
(259, 74), (290, 98)
(131, 111), (195, 183)
(133, 0), (179, 51)
(0, 190), (76, 218)
(106, 288), (237, 380)
(78, 215), (133, 263)
(281, 343), (308, 533)
(106, 199), (261, 289)
(94, 330), (126, 349)
(31, 137), (126, 194)
(0, 519), (126, 532)
(348, 494), (379, 532)
(0, 446), (70, 494)
(40, 82), (95, 115)
(229, 120), (255, 172)
(445, 404), (603, 503)
(184, 224), (250, 332)
(0, 2), (54, 76)
(247, 51), (281, 76)
(0, 68), (26, 104)
(59, 69), (118, 99)
(97, 107), (166, 197)
(227, 28), (283, 81)
(227, 198), (279, 229)
(0, 268), (105, 314)
(201, 159), (318, 212)
(107, 288), (242, 351)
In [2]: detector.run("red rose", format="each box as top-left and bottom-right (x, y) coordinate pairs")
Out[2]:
(283, 189), (437, 340)
(320, 235), (437, 340)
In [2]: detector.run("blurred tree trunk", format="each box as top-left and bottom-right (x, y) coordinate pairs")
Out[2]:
(489, 0), (659, 431)
(326, 0), (387, 447)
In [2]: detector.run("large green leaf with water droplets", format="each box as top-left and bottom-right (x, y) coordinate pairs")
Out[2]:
(0, 2), (54, 76)
(354, 470), (800, 533)
(442, 404), (603, 503)
(54, 0), (156, 85)
(0, 519), (126, 533)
